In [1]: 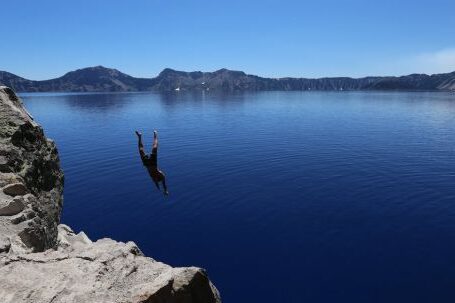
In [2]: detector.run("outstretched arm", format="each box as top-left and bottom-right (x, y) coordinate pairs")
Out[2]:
(136, 131), (146, 159)
(153, 180), (161, 190)
(162, 174), (168, 196)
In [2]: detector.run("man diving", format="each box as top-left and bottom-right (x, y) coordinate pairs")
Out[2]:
(135, 130), (169, 196)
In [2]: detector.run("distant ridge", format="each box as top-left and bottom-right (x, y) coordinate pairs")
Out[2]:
(1, 66), (454, 92)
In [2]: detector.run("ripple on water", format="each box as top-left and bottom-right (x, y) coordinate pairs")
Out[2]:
(22, 91), (455, 303)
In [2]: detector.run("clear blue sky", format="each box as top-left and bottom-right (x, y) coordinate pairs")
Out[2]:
(2, 0), (455, 80)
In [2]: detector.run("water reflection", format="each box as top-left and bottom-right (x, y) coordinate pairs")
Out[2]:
(156, 90), (248, 108)
(58, 92), (142, 112)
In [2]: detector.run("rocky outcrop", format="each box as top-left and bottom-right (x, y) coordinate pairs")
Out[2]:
(0, 86), (63, 253)
(1, 66), (455, 92)
(0, 86), (221, 303)
(0, 225), (220, 303)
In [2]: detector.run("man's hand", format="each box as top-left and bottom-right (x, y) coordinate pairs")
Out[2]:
(135, 130), (142, 137)
(153, 130), (157, 138)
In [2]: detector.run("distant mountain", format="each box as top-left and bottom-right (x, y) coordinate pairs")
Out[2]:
(1, 66), (454, 92)
(0, 71), (35, 92)
(0, 66), (154, 92)
(154, 68), (455, 91)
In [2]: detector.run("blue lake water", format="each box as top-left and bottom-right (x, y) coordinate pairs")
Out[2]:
(21, 91), (455, 303)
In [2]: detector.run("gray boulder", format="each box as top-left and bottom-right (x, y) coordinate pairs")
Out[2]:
(2, 182), (28, 196)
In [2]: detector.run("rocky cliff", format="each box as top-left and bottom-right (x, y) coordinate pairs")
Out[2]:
(1, 66), (455, 92)
(0, 86), (221, 303)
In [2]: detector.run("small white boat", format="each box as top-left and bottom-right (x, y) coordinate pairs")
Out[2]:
(174, 87), (180, 91)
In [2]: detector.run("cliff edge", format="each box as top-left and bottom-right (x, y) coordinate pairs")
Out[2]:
(0, 86), (221, 303)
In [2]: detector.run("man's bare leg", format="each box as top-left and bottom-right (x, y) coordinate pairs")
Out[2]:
(152, 130), (158, 153)
(135, 131), (146, 158)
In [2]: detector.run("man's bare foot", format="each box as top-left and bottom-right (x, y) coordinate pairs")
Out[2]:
(135, 131), (142, 137)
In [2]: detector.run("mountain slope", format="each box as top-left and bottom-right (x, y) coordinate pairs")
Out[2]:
(0, 66), (155, 92)
(152, 69), (455, 91)
(1, 66), (454, 92)
(0, 71), (36, 92)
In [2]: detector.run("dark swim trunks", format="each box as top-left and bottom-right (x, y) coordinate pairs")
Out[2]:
(142, 147), (157, 167)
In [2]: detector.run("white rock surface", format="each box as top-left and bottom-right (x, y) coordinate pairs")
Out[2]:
(0, 225), (221, 303)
